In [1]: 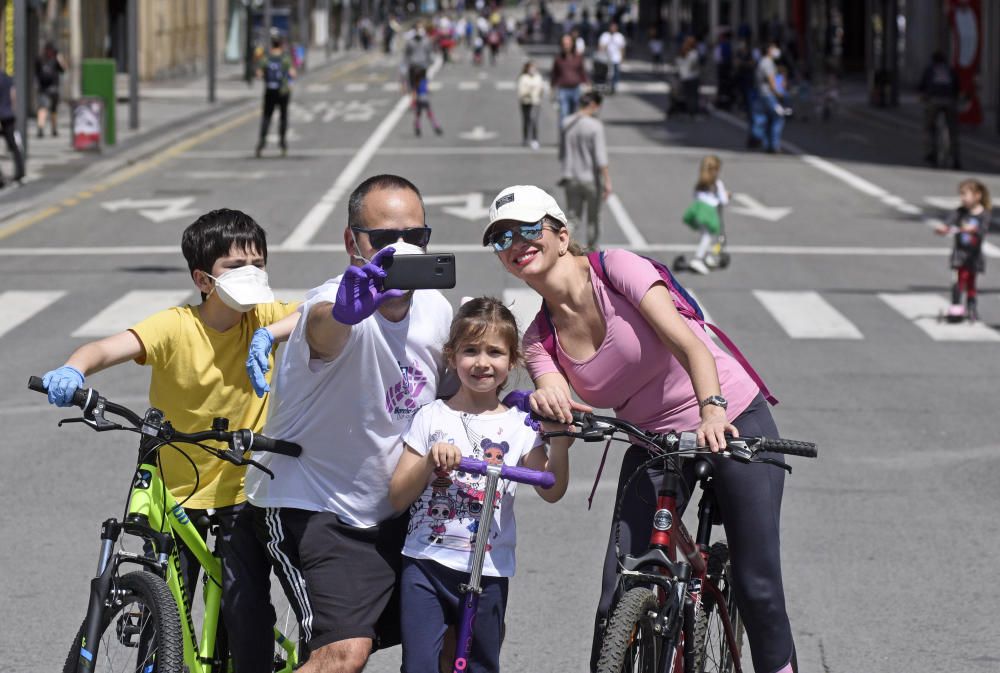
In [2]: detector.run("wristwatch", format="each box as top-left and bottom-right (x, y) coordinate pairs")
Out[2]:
(699, 395), (728, 410)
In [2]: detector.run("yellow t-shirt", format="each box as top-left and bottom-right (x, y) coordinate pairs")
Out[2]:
(130, 301), (298, 509)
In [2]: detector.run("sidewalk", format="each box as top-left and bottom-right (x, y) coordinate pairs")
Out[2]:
(0, 46), (360, 223)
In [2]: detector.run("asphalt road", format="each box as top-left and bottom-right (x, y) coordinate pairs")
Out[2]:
(2, 41), (999, 673)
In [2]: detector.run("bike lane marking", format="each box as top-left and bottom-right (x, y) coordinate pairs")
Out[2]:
(281, 59), (444, 250)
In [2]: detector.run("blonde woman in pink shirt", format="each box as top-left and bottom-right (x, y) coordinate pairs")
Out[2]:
(481, 185), (799, 673)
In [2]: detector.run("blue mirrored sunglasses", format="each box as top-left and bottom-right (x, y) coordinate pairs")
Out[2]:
(488, 220), (558, 252)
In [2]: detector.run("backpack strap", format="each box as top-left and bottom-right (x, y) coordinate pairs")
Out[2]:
(592, 250), (778, 406)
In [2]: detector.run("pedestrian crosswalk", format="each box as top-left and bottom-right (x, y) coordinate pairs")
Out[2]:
(1, 288), (997, 343)
(338, 80), (669, 95)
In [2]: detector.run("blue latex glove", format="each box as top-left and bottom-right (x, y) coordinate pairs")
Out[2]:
(246, 327), (275, 398)
(41, 365), (85, 407)
(332, 247), (406, 325)
(502, 389), (540, 431)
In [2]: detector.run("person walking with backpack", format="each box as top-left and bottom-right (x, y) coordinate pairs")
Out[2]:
(560, 91), (611, 250)
(481, 184), (799, 673)
(255, 31), (296, 158)
(35, 41), (66, 138)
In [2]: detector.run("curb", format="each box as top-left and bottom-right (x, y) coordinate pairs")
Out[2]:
(0, 50), (373, 228)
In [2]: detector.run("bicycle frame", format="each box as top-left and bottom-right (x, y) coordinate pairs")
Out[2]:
(616, 463), (743, 673)
(75, 430), (297, 673)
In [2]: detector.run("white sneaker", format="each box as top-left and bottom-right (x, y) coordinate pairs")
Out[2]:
(530, 140), (540, 150)
(688, 258), (710, 275)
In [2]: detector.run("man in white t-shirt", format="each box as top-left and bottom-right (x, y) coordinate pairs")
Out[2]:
(597, 22), (626, 93)
(246, 174), (454, 672)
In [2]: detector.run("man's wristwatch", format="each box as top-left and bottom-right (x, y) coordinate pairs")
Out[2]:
(699, 395), (728, 410)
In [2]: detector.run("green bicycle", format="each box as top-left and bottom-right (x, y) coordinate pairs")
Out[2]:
(28, 376), (302, 673)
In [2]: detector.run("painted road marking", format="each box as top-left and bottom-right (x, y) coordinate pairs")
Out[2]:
(754, 291), (863, 339)
(382, 81), (399, 92)
(282, 59), (444, 249)
(501, 288), (542, 338)
(345, 82), (369, 92)
(495, 81), (515, 90)
(0, 291), (66, 339)
(606, 194), (648, 248)
(458, 81), (481, 91)
(878, 293), (1000, 342)
(71, 290), (192, 338)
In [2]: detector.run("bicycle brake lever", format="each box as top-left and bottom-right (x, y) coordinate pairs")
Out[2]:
(58, 416), (121, 431)
(246, 458), (275, 480)
(755, 456), (793, 474)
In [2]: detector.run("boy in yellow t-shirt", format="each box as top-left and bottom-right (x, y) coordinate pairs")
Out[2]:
(41, 208), (300, 673)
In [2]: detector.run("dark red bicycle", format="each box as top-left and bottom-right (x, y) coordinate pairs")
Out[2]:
(544, 413), (817, 673)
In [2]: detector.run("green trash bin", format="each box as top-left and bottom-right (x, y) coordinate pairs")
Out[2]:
(81, 59), (117, 146)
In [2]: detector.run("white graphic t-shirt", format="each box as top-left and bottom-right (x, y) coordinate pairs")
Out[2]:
(401, 399), (544, 577)
(245, 277), (453, 528)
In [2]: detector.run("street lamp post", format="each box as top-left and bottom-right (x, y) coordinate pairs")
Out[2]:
(127, 0), (138, 130)
(208, 0), (217, 103)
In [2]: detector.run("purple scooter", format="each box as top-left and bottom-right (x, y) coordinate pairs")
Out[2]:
(450, 457), (556, 672)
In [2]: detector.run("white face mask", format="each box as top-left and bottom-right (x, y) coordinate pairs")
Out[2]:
(771, 48), (781, 60)
(350, 234), (425, 264)
(207, 265), (274, 312)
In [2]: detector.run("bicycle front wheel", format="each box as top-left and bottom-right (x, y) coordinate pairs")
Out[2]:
(595, 587), (667, 673)
(61, 570), (183, 673)
(691, 542), (744, 673)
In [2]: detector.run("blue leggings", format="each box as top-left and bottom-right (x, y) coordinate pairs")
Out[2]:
(590, 394), (795, 673)
(400, 557), (509, 673)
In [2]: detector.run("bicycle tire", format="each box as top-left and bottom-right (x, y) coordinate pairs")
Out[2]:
(691, 542), (744, 673)
(595, 587), (666, 673)
(61, 570), (184, 673)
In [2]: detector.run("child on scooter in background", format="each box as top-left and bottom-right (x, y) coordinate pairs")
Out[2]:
(682, 155), (730, 275)
(936, 179), (991, 322)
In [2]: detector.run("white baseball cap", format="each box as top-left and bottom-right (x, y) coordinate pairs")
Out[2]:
(483, 185), (568, 246)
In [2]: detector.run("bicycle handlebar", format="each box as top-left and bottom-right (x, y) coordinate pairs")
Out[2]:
(457, 457), (556, 489)
(535, 410), (817, 459)
(28, 375), (302, 458)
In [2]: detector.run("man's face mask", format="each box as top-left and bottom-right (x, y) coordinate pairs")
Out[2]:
(207, 265), (274, 312)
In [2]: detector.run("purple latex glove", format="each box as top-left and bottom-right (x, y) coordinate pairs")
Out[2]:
(331, 247), (406, 325)
(502, 389), (540, 431)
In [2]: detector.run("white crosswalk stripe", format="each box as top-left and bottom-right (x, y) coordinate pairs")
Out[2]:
(382, 81), (399, 92)
(495, 81), (515, 90)
(878, 293), (1000, 342)
(0, 291), (66, 339)
(344, 82), (368, 92)
(458, 81), (481, 91)
(71, 290), (193, 338)
(754, 291), (863, 339)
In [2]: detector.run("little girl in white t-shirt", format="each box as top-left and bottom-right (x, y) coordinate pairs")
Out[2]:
(389, 296), (572, 673)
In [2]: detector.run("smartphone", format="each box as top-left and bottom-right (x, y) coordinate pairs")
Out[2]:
(382, 253), (456, 290)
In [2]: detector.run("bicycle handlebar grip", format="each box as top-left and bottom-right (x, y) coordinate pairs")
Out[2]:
(758, 437), (818, 458)
(457, 458), (556, 489)
(28, 375), (91, 408)
(528, 409), (591, 425)
(251, 434), (303, 457)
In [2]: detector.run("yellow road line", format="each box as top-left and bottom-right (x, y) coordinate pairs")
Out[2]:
(0, 53), (381, 242)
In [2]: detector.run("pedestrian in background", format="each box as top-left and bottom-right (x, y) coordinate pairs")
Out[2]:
(676, 36), (702, 118)
(560, 90), (610, 250)
(35, 41), (66, 138)
(550, 33), (588, 130)
(919, 50), (961, 169)
(0, 69), (25, 188)
(935, 179), (990, 321)
(403, 23), (433, 92)
(411, 66), (443, 137)
(517, 60), (545, 149)
(597, 22), (626, 94)
(750, 40), (785, 153)
(682, 155), (730, 275)
(255, 31), (296, 158)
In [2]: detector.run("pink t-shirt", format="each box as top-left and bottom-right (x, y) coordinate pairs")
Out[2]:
(523, 249), (760, 432)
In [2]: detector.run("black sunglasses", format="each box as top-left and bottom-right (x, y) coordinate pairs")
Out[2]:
(350, 226), (432, 250)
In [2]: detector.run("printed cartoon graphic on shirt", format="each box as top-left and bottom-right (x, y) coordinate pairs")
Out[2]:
(407, 435), (510, 552)
(385, 359), (429, 420)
